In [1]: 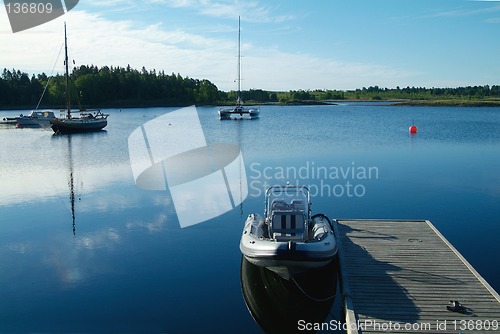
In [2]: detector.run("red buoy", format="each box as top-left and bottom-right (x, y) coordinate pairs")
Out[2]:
(409, 125), (417, 134)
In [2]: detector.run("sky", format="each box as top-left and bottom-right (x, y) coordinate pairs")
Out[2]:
(0, 0), (499, 92)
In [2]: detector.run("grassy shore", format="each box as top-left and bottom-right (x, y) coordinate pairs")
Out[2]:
(391, 99), (500, 107)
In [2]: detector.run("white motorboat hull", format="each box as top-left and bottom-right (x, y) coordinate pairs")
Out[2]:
(240, 210), (338, 279)
(16, 118), (52, 127)
(15, 110), (56, 128)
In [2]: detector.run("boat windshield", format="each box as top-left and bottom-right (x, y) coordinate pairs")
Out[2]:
(264, 186), (311, 220)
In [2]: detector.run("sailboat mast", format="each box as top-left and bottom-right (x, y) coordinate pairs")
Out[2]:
(64, 22), (71, 116)
(237, 16), (241, 104)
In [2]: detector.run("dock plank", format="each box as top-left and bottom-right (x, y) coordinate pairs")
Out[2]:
(335, 220), (500, 334)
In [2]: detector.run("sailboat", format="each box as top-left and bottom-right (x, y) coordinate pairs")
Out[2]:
(219, 17), (260, 120)
(50, 23), (109, 134)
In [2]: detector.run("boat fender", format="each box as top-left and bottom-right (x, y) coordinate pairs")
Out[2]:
(249, 213), (264, 225)
(248, 213), (266, 238)
(311, 213), (334, 231)
(312, 223), (328, 240)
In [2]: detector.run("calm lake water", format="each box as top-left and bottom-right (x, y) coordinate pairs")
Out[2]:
(1, 103), (499, 332)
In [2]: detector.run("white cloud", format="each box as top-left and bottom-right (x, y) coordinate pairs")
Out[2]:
(152, 0), (294, 22)
(239, 48), (418, 91)
(0, 9), (232, 79)
(485, 16), (500, 22)
(0, 7), (417, 91)
(424, 3), (500, 18)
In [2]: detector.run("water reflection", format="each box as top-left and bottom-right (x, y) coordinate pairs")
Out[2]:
(240, 256), (339, 333)
(128, 106), (248, 227)
(67, 135), (76, 236)
(0, 129), (127, 207)
(52, 132), (109, 236)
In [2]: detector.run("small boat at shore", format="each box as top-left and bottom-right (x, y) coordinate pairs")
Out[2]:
(240, 185), (338, 279)
(15, 110), (56, 128)
(1, 117), (17, 125)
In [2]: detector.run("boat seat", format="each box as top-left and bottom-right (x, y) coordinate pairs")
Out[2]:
(271, 199), (289, 211)
(271, 211), (306, 241)
(291, 199), (305, 211)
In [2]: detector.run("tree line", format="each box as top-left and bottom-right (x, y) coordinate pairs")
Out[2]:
(341, 85), (500, 101)
(224, 86), (500, 104)
(0, 65), (220, 109)
(1, 66), (499, 109)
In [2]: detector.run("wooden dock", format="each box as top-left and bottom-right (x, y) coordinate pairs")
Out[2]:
(335, 220), (500, 334)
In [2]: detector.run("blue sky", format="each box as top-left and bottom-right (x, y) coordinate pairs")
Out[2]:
(1, 0), (499, 91)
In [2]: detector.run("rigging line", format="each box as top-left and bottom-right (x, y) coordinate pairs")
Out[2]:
(35, 41), (64, 110)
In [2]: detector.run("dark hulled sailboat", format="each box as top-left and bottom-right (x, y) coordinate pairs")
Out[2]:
(50, 23), (109, 134)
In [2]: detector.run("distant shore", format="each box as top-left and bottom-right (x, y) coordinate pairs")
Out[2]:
(265, 98), (500, 107)
(2, 98), (500, 111)
(389, 99), (500, 107)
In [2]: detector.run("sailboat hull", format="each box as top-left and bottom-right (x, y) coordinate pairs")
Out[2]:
(218, 107), (260, 120)
(51, 118), (107, 134)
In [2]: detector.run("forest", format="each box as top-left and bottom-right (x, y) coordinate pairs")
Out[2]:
(0, 65), (219, 109)
(1, 66), (500, 109)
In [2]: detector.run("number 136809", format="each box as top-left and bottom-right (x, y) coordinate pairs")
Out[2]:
(5, 2), (53, 14)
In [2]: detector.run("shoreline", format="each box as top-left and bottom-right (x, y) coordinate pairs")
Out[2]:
(2, 99), (500, 111)
(390, 99), (500, 107)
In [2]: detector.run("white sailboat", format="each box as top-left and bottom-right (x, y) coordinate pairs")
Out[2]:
(219, 16), (260, 120)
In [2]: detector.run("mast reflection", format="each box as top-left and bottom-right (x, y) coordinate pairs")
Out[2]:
(67, 135), (76, 236)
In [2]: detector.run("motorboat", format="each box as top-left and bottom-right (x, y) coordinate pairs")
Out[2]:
(15, 110), (56, 128)
(240, 185), (337, 279)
